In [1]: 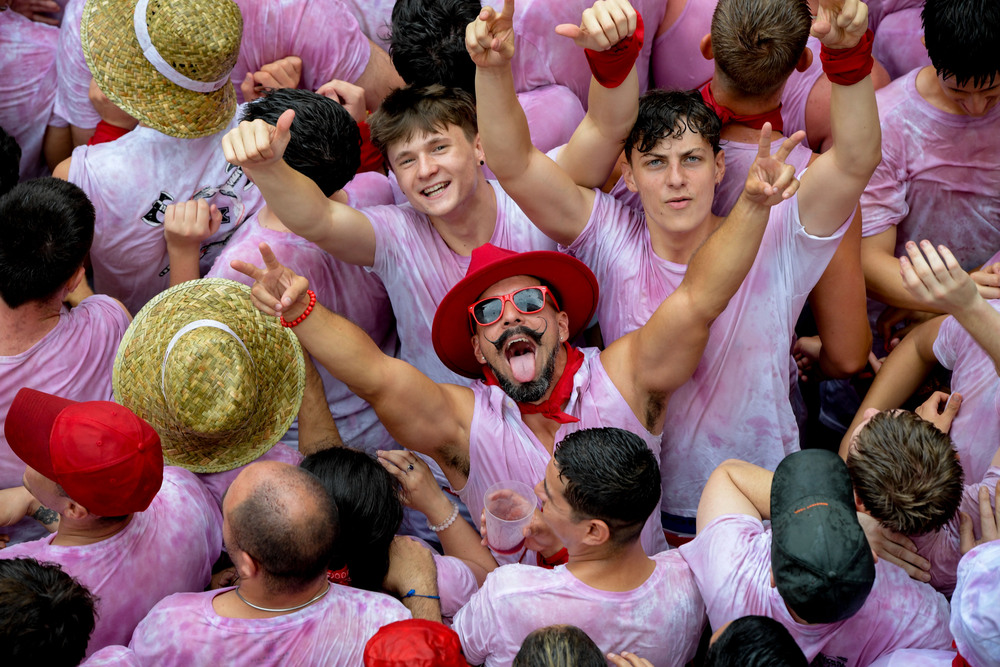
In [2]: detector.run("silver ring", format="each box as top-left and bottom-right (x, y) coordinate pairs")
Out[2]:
(407, 464), (415, 471)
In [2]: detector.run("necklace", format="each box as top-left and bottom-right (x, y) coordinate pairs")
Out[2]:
(235, 582), (330, 613)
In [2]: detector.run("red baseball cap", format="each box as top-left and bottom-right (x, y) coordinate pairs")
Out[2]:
(363, 619), (469, 667)
(5, 388), (164, 517)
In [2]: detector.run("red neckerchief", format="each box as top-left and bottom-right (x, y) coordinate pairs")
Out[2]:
(326, 565), (351, 586)
(482, 343), (584, 424)
(699, 82), (784, 133)
(952, 641), (971, 667)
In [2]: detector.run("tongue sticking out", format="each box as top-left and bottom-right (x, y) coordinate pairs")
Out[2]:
(509, 350), (537, 383)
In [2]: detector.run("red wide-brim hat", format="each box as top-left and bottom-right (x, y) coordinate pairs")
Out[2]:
(431, 244), (599, 378)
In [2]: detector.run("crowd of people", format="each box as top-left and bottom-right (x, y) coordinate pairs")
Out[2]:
(0, 0), (998, 664)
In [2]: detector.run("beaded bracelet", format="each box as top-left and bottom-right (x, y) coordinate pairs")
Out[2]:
(401, 589), (440, 600)
(280, 290), (316, 328)
(427, 501), (460, 533)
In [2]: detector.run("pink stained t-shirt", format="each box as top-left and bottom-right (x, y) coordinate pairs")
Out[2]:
(67, 112), (265, 314)
(867, 649), (956, 667)
(0, 295), (130, 545)
(339, 0), (396, 51)
(679, 514), (953, 666)
(912, 466), (999, 597)
(54, 0), (372, 129)
(0, 10), (58, 179)
(565, 190), (847, 517)
(0, 467), (223, 657)
(128, 584), (410, 666)
(932, 300), (1000, 485)
(82, 645), (142, 666)
(459, 347), (669, 564)
(452, 550), (705, 667)
(207, 215), (399, 454)
(712, 136), (815, 217)
(650, 0), (716, 92)
(861, 68), (1000, 269)
(872, 8), (931, 80)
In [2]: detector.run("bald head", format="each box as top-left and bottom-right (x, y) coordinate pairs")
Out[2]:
(225, 461), (338, 594)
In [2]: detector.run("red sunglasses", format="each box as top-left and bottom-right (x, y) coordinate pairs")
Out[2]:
(468, 286), (559, 327)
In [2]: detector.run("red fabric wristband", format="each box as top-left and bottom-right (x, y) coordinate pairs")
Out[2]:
(536, 548), (569, 569)
(87, 120), (132, 146)
(584, 12), (644, 88)
(820, 28), (875, 86)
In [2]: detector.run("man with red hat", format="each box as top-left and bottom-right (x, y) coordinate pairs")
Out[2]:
(0, 388), (222, 657)
(235, 131), (798, 564)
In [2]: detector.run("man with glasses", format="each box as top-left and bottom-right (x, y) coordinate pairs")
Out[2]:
(233, 126), (796, 563)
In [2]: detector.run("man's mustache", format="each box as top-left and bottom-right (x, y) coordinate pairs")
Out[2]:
(486, 323), (546, 352)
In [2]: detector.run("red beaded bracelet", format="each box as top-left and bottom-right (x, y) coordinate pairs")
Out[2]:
(280, 290), (316, 328)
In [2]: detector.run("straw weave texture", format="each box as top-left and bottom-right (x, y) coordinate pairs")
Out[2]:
(113, 279), (304, 473)
(81, 0), (242, 138)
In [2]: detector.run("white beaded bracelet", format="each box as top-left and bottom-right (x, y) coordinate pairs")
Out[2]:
(428, 502), (460, 533)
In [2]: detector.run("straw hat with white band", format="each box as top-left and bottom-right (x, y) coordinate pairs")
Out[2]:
(81, 0), (243, 138)
(113, 279), (305, 473)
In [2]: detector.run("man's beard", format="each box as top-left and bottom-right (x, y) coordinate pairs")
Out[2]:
(484, 326), (559, 403)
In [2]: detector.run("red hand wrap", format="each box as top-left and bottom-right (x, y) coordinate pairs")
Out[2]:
(584, 12), (644, 89)
(820, 28), (875, 86)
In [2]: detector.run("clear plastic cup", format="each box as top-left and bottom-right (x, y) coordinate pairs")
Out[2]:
(484, 480), (537, 554)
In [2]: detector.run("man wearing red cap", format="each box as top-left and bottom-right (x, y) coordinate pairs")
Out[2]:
(236, 129), (798, 563)
(0, 388), (222, 657)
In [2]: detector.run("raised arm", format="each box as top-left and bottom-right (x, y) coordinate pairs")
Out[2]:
(470, 0), (634, 245)
(232, 244), (475, 487)
(221, 109), (377, 267)
(602, 127), (803, 433)
(162, 200), (222, 287)
(696, 460), (774, 532)
(796, 0), (881, 236)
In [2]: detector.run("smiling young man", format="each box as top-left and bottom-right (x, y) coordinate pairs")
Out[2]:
(233, 129), (798, 563)
(860, 0), (1000, 341)
(471, 0), (880, 540)
(451, 428), (705, 667)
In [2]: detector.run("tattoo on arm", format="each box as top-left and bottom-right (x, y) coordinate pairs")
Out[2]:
(32, 505), (59, 526)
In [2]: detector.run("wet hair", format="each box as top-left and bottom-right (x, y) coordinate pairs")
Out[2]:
(368, 84), (478, 162)
(624, 90), (722, 162)
(0, 178), (94, 308)
(711, 0), (811, 97)
(513, 625), (607, 667)
(553, 427), (660, 547)
(228, 465), (338, 594)
(0, 126), (20, 197)
(704, 616), (807, 667)
(300, 448), (404, 592)
(848, 411), (964, 535)
(242, 88), (361, 196)
(388, 0), (481, 97)
(923, 0), (1000, 87)
(0, 558), (97, 667)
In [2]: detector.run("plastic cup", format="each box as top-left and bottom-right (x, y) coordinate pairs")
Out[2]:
(484, 480), (537, 554)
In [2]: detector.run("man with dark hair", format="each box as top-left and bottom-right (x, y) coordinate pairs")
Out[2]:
(452, 428), (705, 666)
(163, 88), (398, 455)
(473, 0), (879, 542)
(0, 178), (131, 546)
(0, 389), (222, 657)
(860, 0), (1000, 345)
(126, 461), (410, 664)
(0, 557), (97, 667)
(704, 616), (807, 667)
(681, 450), (952, 666)
(385, 0), (583, 152)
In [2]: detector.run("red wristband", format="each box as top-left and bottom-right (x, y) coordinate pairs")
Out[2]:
(280, 290), (316, 328)
(536, 547), (569, 569)
(584, 12), (644, 88)
(820, 28), (875, 86)
(87, 120), (132, 146)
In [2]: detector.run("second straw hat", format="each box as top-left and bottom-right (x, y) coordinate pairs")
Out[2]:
(113, 279), (305, 473)
(81, 0), (243, 138)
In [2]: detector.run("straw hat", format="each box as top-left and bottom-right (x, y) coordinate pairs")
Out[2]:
(431, 244), (599, 378)
(113, 279), (305, 473)
(81, 0), (243, 138)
